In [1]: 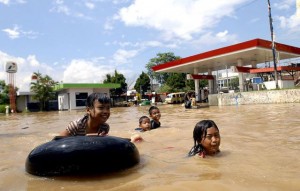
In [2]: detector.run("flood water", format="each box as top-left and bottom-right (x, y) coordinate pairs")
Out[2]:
(0, 103), (299, 191)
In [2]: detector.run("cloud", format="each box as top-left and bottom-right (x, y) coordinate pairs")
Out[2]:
(0, 49), (142, 91)
(2, 25), (39, 39)
(0, 51), (58, 91)
(0, 0), (26, 5)
(192, 30), (238, 47)
(104, 18), (115, 30)
(62, 59), (115, 83)
(0, 0), (9, 4)
(274, 0), (295, 10)
(112, 49), (139, 65)
(50, 0), (93, 20)
(50, 0), (71, 15)
(85, 2), (95, 9)
(2, 26), (20, 39)
(278, 14), (300, 33)
(117, 0), (245, 41)
(112, 0), (130, 5)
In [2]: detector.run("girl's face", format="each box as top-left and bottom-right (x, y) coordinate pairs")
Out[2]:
(140, 118), (151, 131)
(88, 100), (110, 125)
(150, 109), (161, 121)
(200, 127), (221, 155)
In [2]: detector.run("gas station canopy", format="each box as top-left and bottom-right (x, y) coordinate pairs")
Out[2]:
(152, 38), (300, 74)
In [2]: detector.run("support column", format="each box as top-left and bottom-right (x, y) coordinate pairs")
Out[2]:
(237, 58), (244, 92)
(194, 68), (200, 102)
(208, 69), (213, 94)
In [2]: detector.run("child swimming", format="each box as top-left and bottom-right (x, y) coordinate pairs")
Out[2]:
(149, 106), (161, 129)
(59, 93), (142, 142)
(135, 116), (151, 132)
(188, 120), (221, 158)
(59, 93), (110, 136)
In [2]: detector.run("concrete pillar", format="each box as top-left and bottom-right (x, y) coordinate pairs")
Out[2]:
(194, 68), (200, 102)
(237, 58), (244, 92)
(208, 69), (214, 94)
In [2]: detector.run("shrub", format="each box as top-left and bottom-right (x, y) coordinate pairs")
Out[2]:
(0, 105), (9, 113)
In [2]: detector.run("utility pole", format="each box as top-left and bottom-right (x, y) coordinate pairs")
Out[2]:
(267, 0), (279, 89)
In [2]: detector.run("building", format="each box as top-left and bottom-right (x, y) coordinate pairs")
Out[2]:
(152, 38), (300, 101)
(16, 83), (120, 112)
(54, 83), (120, 110)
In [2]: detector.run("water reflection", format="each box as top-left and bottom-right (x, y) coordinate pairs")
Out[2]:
(0, 103), (299, 190)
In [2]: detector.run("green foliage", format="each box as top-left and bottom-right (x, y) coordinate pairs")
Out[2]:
(199, 80), (209, 89)
(0, 92), (9, 105)
(103, 70), (127, 96)
(165, 73), (186, 92)
(145, 52), (181, 84)
(185, 79), (195, 91)
(134, 72), (151, 94)
(229, 77), (239, 90)
(0, 105), (7, 113)
(157, 84), (172, 93)
(0, 80), (11, 105)
(30, 72), (58, 111)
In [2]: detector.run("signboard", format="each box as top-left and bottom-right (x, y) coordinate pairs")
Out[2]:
(5, 61), (18, 73)
(252, 77), (263, 84)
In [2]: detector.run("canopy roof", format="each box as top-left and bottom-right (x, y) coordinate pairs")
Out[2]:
(152, 38), (300, 74)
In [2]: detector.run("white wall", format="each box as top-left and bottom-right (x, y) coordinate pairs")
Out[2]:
(16, 96), (26, 112)
(58, 93), (69, 110)
(263, 80), (295, 90)
(58, 88), (111, 110)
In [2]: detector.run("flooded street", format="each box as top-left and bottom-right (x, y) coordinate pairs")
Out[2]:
(0, 103), (299, 191)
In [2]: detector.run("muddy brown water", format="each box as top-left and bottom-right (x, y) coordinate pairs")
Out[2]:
(0, 103), (299, 191)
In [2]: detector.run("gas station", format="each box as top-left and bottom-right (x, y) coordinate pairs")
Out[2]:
(152, 38), (300, 102)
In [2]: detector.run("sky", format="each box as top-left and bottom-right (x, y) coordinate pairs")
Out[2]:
(0, 0), (299, 91)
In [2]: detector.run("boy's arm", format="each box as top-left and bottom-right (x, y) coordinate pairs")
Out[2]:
(59, 129), (71, 136)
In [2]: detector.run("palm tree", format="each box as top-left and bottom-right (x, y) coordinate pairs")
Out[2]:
(30, 72), (58, 111)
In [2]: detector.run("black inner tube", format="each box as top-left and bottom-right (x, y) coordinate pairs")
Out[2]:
(25, 136), (140, 176)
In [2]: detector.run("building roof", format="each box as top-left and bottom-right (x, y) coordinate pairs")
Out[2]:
(152, 38), (300, 74)
(53, 83), (121, 91)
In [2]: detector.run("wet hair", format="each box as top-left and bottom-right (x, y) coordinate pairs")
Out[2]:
(188, 120), (219, 157)
(139, 116), (150, 124)
(149, 106), (159, 115)
(86, 93), (110, 108)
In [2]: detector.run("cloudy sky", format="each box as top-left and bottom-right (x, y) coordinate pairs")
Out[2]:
(0, 0), (299, 91)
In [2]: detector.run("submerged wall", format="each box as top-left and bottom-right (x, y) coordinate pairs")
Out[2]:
(208, 89), (300, 106)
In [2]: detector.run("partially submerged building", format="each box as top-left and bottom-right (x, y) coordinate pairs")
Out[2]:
(16, 83), (120, 112)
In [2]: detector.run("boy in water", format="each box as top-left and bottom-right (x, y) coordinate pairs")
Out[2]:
(135, 116), (151, 132)
(59, 93), (142, 142)
(188, 120), (221, 158)
(149, 106), (161, 129)
(60, 93), (110, 136)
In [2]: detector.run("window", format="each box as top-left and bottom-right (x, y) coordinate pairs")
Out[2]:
(75, 92), (88, 107)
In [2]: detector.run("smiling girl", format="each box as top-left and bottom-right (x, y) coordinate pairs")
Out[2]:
(188, 120), (221, 158)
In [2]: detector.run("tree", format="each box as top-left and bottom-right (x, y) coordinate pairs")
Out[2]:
(146, 52), (181, 84)
(30, 72), (58, 111)
(103, 70), (127, 96)
(0, 80), (10, 104)
(134, 72), (150, 94)
(0, 80), (18, 106)
(229, 77), (239, 90)
(185, 79), (195, 91)
(199, 80), (209, 89)
(157, 84), (172, 93)
(165, 73), (186, 92)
